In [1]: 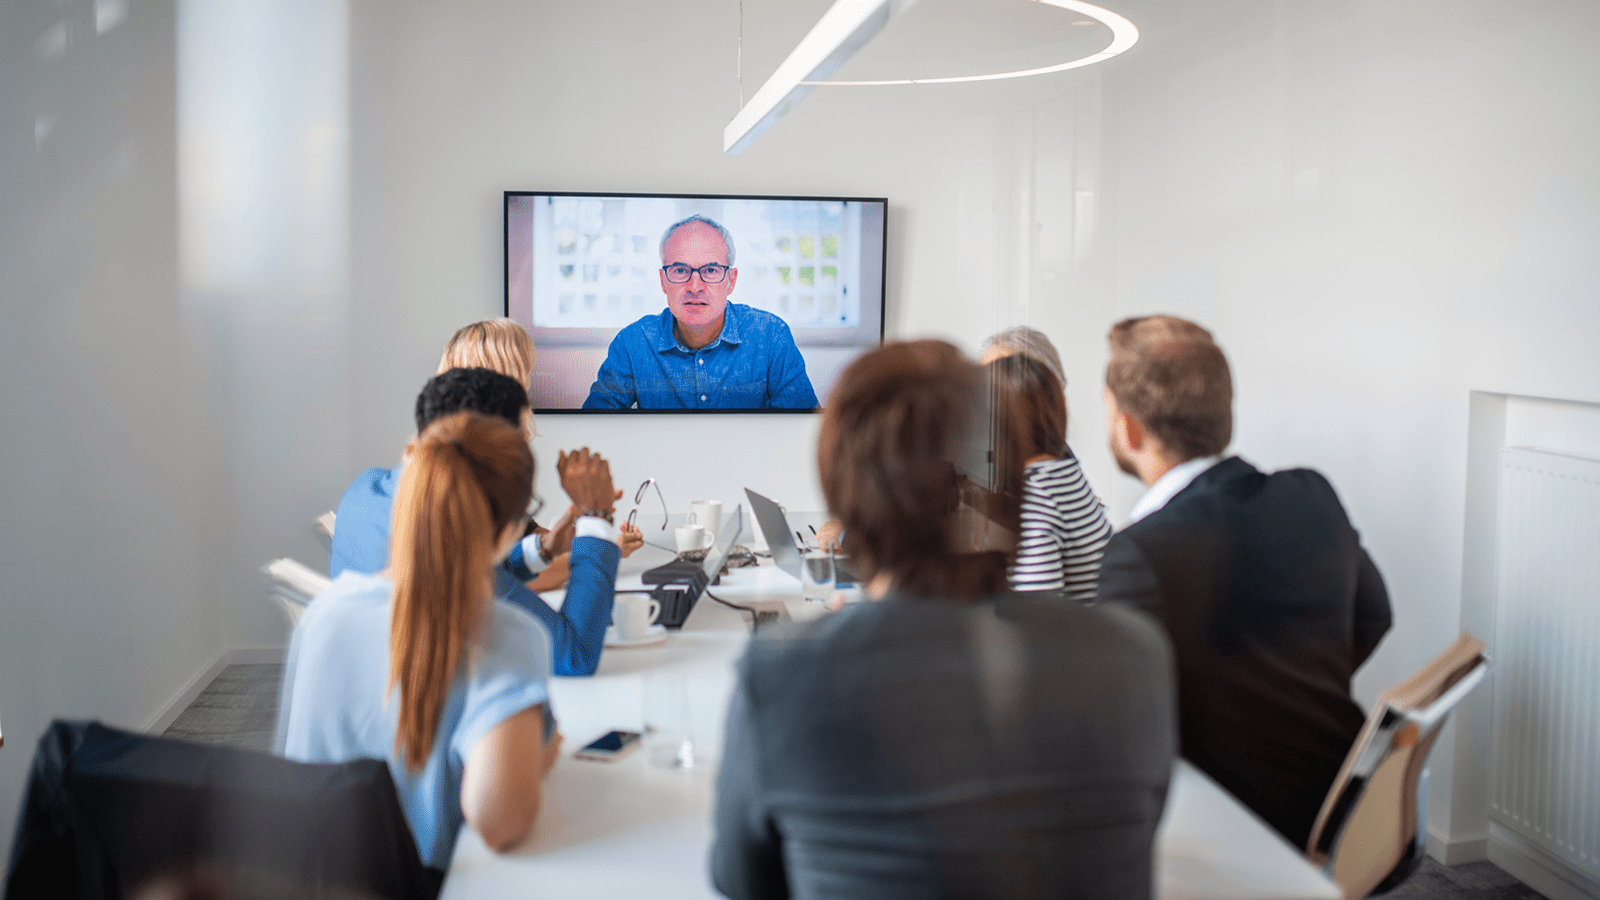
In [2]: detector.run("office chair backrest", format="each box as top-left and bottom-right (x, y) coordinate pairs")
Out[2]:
(5, 720), (442, 900)
(1306, 633), (1488, 899)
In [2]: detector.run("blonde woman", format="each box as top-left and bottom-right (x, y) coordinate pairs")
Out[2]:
(438, 317), (536, 389)
(279, 411), (617, 875)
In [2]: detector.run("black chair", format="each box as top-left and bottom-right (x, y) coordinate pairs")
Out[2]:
(5, 720), (442, 900)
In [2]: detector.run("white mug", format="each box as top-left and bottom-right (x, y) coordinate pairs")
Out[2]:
(612, 594), (661, 641)
(674, 524), (706, 553)
(688, 500), (722, 548)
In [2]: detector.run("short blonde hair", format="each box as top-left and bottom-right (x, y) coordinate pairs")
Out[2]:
(437, 319), (535, 389)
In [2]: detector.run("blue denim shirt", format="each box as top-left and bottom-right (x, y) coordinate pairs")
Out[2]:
(581, 303), (819, 410)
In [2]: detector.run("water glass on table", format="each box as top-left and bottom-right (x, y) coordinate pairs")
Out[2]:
(642, 672), (694, 769)
(800, 548), (836, 605)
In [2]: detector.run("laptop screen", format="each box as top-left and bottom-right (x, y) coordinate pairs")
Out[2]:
(700, 504), (743, 588)
(745, 488), (800, 580)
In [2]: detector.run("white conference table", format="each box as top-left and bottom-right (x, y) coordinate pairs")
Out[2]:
(442, 542), (1339, 900)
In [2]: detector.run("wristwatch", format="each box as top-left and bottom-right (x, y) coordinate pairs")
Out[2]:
(581, 508), (615, 523)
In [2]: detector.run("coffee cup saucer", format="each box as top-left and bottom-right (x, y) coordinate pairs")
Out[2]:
(605, 624), (668, 648)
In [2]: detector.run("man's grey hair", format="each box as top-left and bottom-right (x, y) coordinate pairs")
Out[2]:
(660, 214), (736, 266)
(983, 326), (1066, 388)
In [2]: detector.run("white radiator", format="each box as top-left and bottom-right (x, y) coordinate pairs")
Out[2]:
(1489, 447), (1600, 884)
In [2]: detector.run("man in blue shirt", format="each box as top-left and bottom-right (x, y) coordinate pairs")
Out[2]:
(330, 368), (623, 676)
(582, 215), (819, 410)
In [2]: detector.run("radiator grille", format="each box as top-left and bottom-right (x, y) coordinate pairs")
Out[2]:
(1489, 447), (1600, 881)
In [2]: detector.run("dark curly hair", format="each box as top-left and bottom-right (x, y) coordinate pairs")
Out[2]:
(415, 367), (529, 434)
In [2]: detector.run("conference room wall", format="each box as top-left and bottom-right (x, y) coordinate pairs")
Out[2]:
(0, 0), (227, 859)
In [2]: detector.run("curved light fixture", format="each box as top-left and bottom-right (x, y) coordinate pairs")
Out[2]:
(724, 0), (1136, 155)
(802, 0), (1139, 86)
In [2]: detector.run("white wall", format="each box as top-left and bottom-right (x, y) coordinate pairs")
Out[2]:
(0, 0), (354, 856)
(0, 0), (223, 856)
(179, 0), (353, 652)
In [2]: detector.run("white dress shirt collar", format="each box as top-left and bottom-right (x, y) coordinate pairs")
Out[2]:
(1127, 455), (1225, 524)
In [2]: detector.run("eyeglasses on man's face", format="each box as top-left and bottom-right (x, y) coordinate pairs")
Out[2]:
(661, 262), (730, 284)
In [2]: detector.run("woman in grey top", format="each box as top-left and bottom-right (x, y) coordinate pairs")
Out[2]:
(711, 340), (1176, 900)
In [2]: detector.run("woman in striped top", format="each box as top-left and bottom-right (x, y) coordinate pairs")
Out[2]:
(986, 350), (1114, 601)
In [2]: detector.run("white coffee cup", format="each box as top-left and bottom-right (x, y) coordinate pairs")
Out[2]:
(688, 500), (722, 547)
(674, 524), (706, 554)
(612, 594), (661, 641)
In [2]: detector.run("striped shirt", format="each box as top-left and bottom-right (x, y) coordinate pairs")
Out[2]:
(1009, 453), (1114, 601)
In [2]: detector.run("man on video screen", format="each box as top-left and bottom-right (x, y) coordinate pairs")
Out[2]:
(581, 215), (819, 410)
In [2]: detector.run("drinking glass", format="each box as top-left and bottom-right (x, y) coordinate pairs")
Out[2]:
(642, 672), (694, 768)
(800, 548), (836, 605)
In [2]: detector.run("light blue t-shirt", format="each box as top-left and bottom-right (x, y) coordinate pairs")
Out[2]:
(275, 571), (553, 870)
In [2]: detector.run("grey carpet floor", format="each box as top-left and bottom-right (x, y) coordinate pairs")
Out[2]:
(164, 664), (1545, 899)
(1385, 859), (1550, 900)
(162, 662), (282, 753)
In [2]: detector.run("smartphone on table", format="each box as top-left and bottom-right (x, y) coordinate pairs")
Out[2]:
(574, 730), (642, 762)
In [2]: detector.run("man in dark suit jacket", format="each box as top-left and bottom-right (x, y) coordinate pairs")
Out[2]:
(1095, 315), (1392, 850)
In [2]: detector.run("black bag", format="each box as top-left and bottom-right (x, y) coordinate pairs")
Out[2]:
(639, 558), (713, 628)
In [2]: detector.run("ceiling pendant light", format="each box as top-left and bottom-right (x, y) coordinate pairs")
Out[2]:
(723, 0), (1137, 155)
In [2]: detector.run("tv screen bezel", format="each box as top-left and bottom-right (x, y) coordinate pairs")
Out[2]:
(503, 189), (888, 415)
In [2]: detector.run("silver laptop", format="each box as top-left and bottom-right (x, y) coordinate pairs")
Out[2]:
(744, 488), (862, 585)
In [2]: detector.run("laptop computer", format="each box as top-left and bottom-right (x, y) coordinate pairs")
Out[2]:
(639, 504), (744, 629)
(744, 488), (863, 586)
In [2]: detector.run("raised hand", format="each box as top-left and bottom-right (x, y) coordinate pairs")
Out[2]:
(556, 448), (616, 518)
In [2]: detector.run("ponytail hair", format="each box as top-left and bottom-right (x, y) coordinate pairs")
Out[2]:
(389, 411), (533, 771)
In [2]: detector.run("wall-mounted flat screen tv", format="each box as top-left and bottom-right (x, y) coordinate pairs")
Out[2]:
(506, 191), (886, 413)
